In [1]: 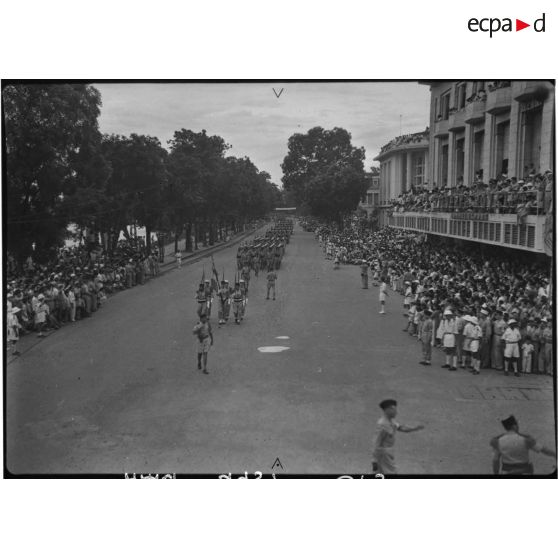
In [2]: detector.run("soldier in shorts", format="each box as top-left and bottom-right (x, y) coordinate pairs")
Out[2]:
(266, 269), (277, 300)
(503, 318), (521, 376)
(193, 313), (213, 374)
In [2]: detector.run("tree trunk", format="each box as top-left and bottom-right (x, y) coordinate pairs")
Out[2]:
(185, 223), (192, 252)
(174, 228), (179, 253)
(146, 226), (152, 254)
(194, 221), (199, 251)
(209, 221), (215, 246)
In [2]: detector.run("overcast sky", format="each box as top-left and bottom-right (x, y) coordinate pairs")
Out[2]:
(95, 82), (431, 186)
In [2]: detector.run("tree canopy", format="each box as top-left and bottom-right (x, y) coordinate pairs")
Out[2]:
(281, 126), (368, 223)
(4, 83), (108, 259)
(4, 86), (281, 262)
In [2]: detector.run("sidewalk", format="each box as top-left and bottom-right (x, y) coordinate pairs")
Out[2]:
(157, 226), (261, 273)
(6, 225), (264, 364)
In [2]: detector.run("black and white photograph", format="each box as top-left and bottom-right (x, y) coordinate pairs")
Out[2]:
(3, 80), (556, 478)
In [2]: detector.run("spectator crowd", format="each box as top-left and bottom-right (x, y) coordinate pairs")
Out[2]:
(314, 219), (553, 376)
(6, 238), (162, 351)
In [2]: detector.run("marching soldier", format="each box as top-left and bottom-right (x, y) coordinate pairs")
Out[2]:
(266, 268), (277, 300)
(193, 313), (213, 374)
(239, 279), (247, 320)
(203, 278), (214, 318)
(224, 280), (233, 323)
(232, 282), (244, 324)
(196, 283), (207, 318)
(241, 264), (251, 294)
(217, 279), (230, 326)
(253, 249), (260, 277)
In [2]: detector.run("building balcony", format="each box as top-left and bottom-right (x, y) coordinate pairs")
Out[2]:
(433, 118), (449, 138)
(388, 211), (546, 253)
(464, 99), (486, 124)
(513, 81), (553, 103)
(448, 109), (466, 132)
(486, 85), (512, 115)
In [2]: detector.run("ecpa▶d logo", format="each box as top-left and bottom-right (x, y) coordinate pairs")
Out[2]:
(468, 13), (546, 37)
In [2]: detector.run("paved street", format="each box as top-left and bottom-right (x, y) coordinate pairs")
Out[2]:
(6, 225), (555, 475)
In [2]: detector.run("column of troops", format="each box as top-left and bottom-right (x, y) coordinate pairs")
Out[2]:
(195, 219), (294, 326)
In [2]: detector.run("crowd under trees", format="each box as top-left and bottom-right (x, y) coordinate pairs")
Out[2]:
(4, 84), (283, 263)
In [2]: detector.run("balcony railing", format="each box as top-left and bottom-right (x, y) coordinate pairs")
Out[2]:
(434, 118), (449, 137)
(448, 109), (466, 132)
(388, 210), (547, 253)
(486, 85), (512, 115)
(464, 99), (486, 124)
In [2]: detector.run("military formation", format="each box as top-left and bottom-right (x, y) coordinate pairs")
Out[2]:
(195, 219), (294, 327)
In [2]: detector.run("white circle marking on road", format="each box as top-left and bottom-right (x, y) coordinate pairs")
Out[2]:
(257, 346), (290, 353)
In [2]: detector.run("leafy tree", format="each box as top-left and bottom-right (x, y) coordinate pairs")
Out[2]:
(3, 83), (107, 260)
(281, 127), (367, 224)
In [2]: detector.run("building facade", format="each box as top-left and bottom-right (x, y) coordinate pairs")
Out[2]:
(424, 80), (554, 188)
(374, 129), (429, 226)
(358, 168), (381, 217)
(386, 80), (554, 255)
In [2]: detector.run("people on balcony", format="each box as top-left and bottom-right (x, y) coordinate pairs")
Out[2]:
(389, 170), (553, 216)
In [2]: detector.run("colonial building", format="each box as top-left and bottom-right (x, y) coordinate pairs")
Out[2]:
(374, 129), (429, 226)
(386, 81), (554, 255)
(358, 167), (381, 218)
(422, 80), (554, 188)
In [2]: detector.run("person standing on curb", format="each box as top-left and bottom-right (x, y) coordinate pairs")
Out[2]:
(193, 313), (213, 374)
(503, 318), (521, 376)
(360, 260), (369, 289)
(379, 277), (388, 314)
(419, 309), (434, 365)
(438, 308), (459, 370)
(7, 305), (22, 356)
(490, 415), (556, 475)
(372, 399), (425, 475)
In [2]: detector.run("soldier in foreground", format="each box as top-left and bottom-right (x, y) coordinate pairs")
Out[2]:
(490, 415), (556, 475)
(372, 399), (424, 475)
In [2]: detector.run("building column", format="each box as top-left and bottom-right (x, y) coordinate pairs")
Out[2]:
(463, 124), (472, 185)
(406, 151), (413, 190)
(447, 133), (455, 188)
(539, 90), (555, 172)
(507, 100), (521, 178)
(432, 138), (439, 189)
(482, 113), (494, 180)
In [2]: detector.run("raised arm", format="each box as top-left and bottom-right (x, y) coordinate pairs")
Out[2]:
(398, 424), (424, 433)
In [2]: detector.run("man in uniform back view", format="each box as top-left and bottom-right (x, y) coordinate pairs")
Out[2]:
(490, 415), (556, 475)
(266, 268), (277, 300)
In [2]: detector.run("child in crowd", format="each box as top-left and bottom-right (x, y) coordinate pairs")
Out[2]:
(521, 336), (535, 374)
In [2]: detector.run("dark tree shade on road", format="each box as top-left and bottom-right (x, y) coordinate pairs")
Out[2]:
(281, 127), (368, 224)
